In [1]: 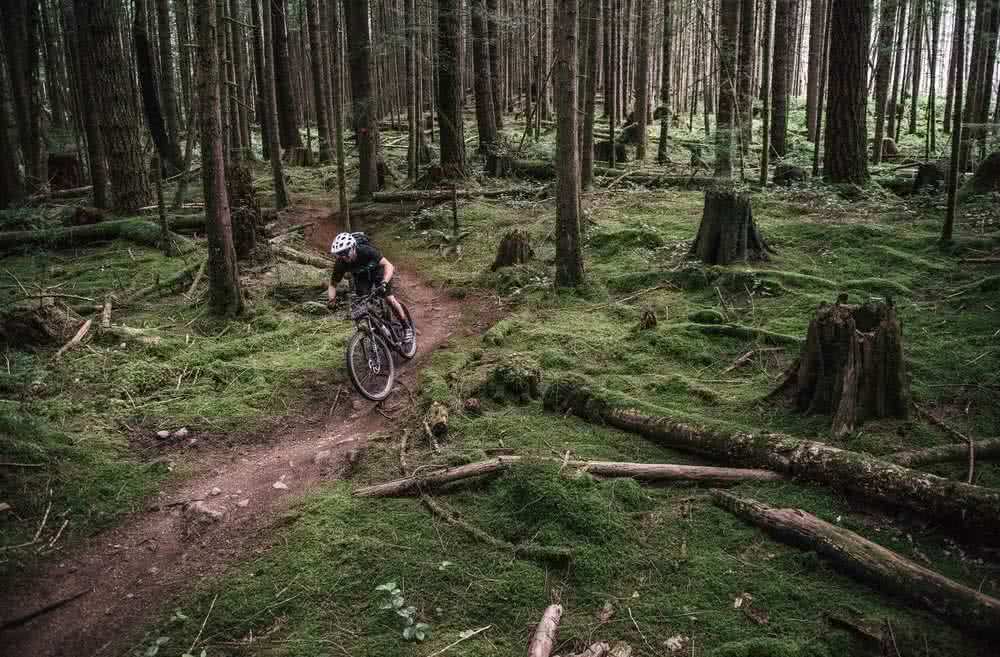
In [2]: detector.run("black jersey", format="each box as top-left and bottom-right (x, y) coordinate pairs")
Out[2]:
(331, 244), (384, 292)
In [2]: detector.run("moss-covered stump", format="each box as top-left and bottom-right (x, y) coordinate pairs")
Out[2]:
(491, 229), (534, 271)
(470, 354), (542, 404)
(772, 298), (909, 438)
(690, 190), (772, 265)
(961, 151), (1000, 197)
(0, 303), (79, 350)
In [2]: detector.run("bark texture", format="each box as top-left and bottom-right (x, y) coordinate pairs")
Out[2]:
(271, 0), (301, 148)
(769, 0), (797, 157)
(491, 229), (535, 270)
(822, 0), (872, 184)
(554, 0), (584, 287)
(713, 491), (1000, 637)
(689, 190), (772, 265)
(259, 0), (289, 207)
(715, 0), (740, 175)
(436, 0), (466, 176)
(872, 0), (897, 164)
(134, 0), (183, 174)
(471, 0), (498, 154)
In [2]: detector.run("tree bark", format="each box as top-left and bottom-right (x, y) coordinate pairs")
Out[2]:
(0, 0), (45, 189)
(907, 0), (925, 135)
(491, 228), (535, 270)
(805, 0), (826, 141)
(689, 190), (772, 265)
(715, 0), (739, 176)
(251, 0), (270, 160)
(543, 379), (1000, 536)
(0, 41), (24, 208)
(196, 0), (243, 317)
(471, 0), (498, 154)
(88, 0), (152, 213)
(887, 0), (908, 144)
(942, 0), (967, 244)
(656, 0), (673, 164)
(822, 0), (871, 184)
(759, 0), (774, 184)
(581, 0), (601, 189)
(554, 0), (584, 288)
(769, 0), (796, 157)
(771, 299), (909, 437)
(259, 0), (289, 208)
(134, 0), (184, 174)
(487, 0), (504, 129)
(436, 0), (466, 177)
(306, 0), (330, 163)
(271, 0), (301, 148)
(736, 0), (755, 155)
(633, 0), (651, 161)
(157, 0), (182, 156)
(872, 0), (897, 164)
(890, 437), (1000, 468)
(713, 490), (1000, 638)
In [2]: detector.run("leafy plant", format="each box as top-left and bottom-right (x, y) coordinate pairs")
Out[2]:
(375, 581), (432, 642)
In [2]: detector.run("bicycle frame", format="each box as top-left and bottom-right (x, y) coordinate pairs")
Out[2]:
(350, 292), (404, 352)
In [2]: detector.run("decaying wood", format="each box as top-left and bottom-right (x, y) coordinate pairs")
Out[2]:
(54, 319), (92, 359)
(103, 325), (162, 346)
(0, 217), (200, 253)
(771, 299), (909, 437)
(564, 642), (610, 657)
(689, 190), (773, 265)
(186, 260), (207, 298)
(122, 259), (204, 305)
(371, 188), (524, 202)
(888, 438), (1000, 468)
(427, 401), (449, 437)
(543, 379), (1000, 536)
(913, 402), (977, 483)
(100, 297), (112, 330)
(527, 604), (563, 657)
(491, 229), (535, 271)
(276, 245), (333, 270)
(712, 490), (1000, 637)
(354, 457), (781, 498)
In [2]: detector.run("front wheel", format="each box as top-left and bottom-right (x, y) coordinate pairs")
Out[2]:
(346, 331), (396, 401)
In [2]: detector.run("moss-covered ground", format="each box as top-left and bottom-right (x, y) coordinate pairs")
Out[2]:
(4, 107), (999, 656)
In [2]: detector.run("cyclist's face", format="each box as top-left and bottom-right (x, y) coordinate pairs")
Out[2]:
(335, 247), (355, 262)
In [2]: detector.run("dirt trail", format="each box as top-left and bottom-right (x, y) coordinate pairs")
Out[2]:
(0, 220), (476, 657)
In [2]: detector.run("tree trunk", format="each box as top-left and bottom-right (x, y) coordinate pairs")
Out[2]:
(0, 0), (45, 189)
(487, 0), (504, 129)
(942, 0), (966, 244)
(689, 190), (772, 265)
(134, 0), (183, 174)
(157, 0), (181, 156)
(822, 0), (871, 184)
(961, 150), (1000, 196)
(0, 43), (24, 208)
(633, 0), (651, 162)
(771, 298), (909, 437)
(907, 0), (924, 134)
(196, 0), (243, 317)
(805, 0), (826, 141)
(329, 0), (350, 228)
(887, 0), (908, 144)
(715, 0), (739, 176)
(543, 379), (1000, 536)
(251, 0), (270, 160)
(554, 0), (584, 288)
(890, 437), (1000, 468)
(528, 605), (564, 657)
(305, 0), (330, 163)
(491, 229), (535, 270)
(471, 0), (498, 154)
(759, 0), (774, 184)
(271, 0), (301, 148)
(713, 491), (1000, 638)
(436, 0), (466, 177)
(259, 0), (289, 208)
(960, 0), (987, 170)
(581, 0), (601, 188)
(88, 0), (152, 213)
(656, 0), (673, 164)
(230, 0), (252, 160)
(736, 0), (755, 155)
(872, 0), (897, 164)
(769, 0), (796, 157)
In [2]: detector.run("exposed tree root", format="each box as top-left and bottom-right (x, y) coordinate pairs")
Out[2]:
(712, 490), (1000, 637)
(543, 379), (1000, 537)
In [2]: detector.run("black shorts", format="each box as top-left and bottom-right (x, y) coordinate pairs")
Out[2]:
(353, 276), (393, 297)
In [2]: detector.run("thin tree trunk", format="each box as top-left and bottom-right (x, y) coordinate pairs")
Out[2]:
(822, 0), (871, 184)
(806, 0), (826, 140)
(330, 0), (349, 228)
(715, 0), (739, 176)
(887, 0), (908, 144)
(581, 0), (601, 188)
(176, 0), (193, 124)
(760, 0), (774, 183)
(908, 0), (925, 134)
(230, 0), (251, 159)
(811, 0), (833, 177)
(872, 0), (897, 163)
(942, 0), (966, 244)
(272, 0), (302, 148)
(472, 0), (498, 154)
(195, 0), (243, 317)
(437, 0), (467, 176)
(157, 0), (181, 153)
(0, 0), (45, 189)
(554, 0), (584, 288)
(260, 0), (289, 207)
(959, 0), (986, 169)
(944, 2), (957, 134)
(657, 0), (673, 164)
(0, 48), (24, 208)
(737, 0), (755, 156)
(927, 0), (941, 155)
(769, 0), (796, 158)
(306, 0), (330, 163)
(70, 0), (109, 208)
(633, 0), (651, 161)
(134, 0), (184, 174)
(487, 0), (504, 128)
(252, 0), (270, 160)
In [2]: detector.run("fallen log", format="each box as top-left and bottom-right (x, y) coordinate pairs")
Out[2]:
(684, 322), (802, 347)
(103, 325), (162, 346)
(121, 259), (204, 306)
(528, 604), (563, 657)
(371, 188), (525, 203)
(276, 245), (333, 270)
(354, 457), (781, 497)
(712, 490), (1000, 637)
(54, 319), (92, 359)
(543, 379), (1000, 536)
(888, 438), (1000, 468)
(564, 642), (610, 657)
(0, 217), (199, 253)
(27, 185), (92, 202)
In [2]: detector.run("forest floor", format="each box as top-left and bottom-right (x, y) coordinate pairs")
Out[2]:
(2, 114), (1000, 657)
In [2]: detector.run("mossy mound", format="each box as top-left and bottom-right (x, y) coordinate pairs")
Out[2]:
(479, 262), (550, 295)
(708, 638), (831, 657)
(688, 309), (726, 324)
(588, 226), (665, 256)
(471, 353), (542, 404)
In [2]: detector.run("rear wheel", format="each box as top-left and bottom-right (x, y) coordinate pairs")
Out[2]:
(346, 331), (395, 401)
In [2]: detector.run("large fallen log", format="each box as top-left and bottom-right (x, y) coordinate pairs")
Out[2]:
(353, 457), (782, 497)
(543, 379), (1000, 536)
(0, 217), (200, 253)
(712, 490), (1000, 637)
(888, 438), (1000, 468)
(371, 188), (526, 203)
(528, 604), (563, 657)
(275, 245), (333, 270)
(505, 159), (717, 189)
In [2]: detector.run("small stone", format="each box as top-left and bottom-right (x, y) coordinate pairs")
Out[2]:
(272, 481), (289, 490)
(187, 438), (198, 448)
(351, 400), (363, 411)
(156, 430), (171, 439)
(172, 427), (190, 439)
(0, 502), (11, 513)
(313, 450), (332, 465)
(185, 500), (224, 522)
(210, 487), (222, 497)
(463, 398), (482, 416)
(237, 499), (250, 508)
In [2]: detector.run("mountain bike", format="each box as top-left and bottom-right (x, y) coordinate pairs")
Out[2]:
(344, 289), (417, 401)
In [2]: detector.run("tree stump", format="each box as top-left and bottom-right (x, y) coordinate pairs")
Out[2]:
(773, 164), (808, 186)
(491, 229), (535, 271)
(961, 151), (1000, 197)
(689, 190), (772, 265)
(913, 162), (945, 194)
(770, 297), (909, 437)
(231, 207), (258, 261)
(638, 307), (657, 330)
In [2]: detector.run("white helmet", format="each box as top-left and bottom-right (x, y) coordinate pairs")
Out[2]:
(330, 232), (357, 255)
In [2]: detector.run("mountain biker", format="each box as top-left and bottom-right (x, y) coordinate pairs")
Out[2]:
(327, 232), (413, 345)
